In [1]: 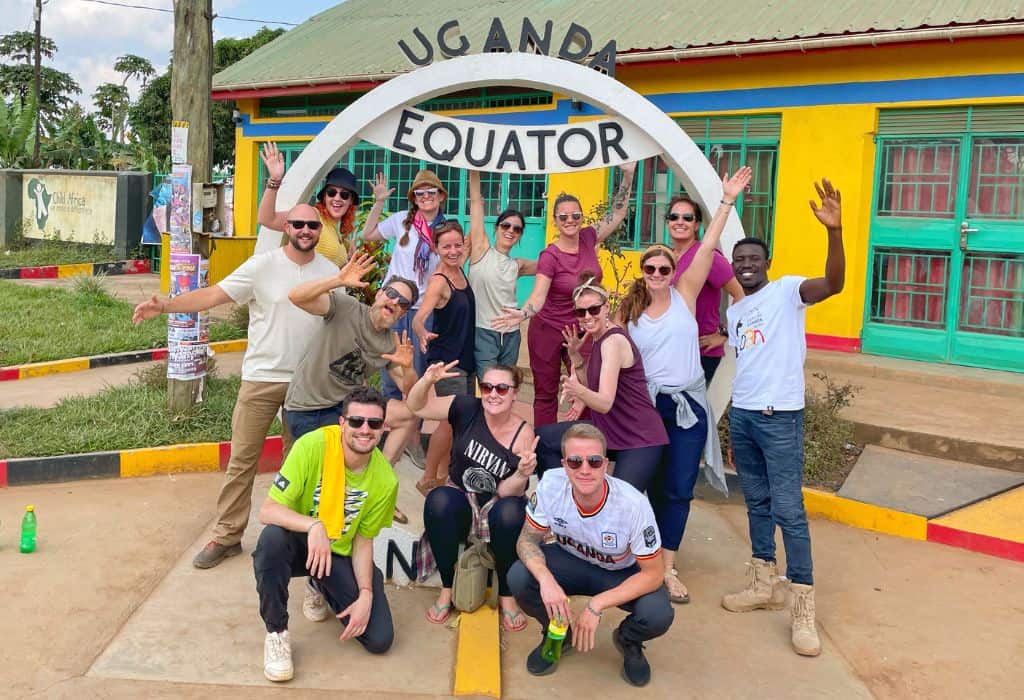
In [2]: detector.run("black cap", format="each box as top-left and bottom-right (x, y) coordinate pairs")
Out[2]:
(318, 168), (360, 205)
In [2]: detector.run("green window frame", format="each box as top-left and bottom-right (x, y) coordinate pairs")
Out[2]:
(613, 115), (780, 251)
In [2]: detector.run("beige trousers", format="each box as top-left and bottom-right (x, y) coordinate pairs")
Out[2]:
(212, 380), (294, 546)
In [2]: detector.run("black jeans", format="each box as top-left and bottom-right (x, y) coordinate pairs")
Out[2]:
(423, 487), (525, 596)
(508, 544), (674, 645)
(252, 524), (394, 654)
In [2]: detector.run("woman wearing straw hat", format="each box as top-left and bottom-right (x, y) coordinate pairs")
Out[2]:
(257, 143), (361, 268)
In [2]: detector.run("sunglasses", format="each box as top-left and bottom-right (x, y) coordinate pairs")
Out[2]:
(665, 212), (697, 223)
(287, 219), (322, 231)
(555, 212), (583, 223)
(345, 416), (385, 430)
(413, 188), (439, 198)
(564, 454), (606, 470)
(479, 381), (514, 396)
(383, 286), (412, 310)
(643, 264), (673, 276)
(573, 303), (604, 319)
(498, 221), (524, 234)
(324, 187), (354, 201)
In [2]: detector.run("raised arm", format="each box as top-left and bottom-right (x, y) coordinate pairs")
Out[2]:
(288, 251), (374, 317)
(467, 170), (490, 265)
(560, 333), (631, 414)
(406, 360), (460, 421)
(676, 167), (752, 312)
(359, 172), (393, 243)
(132, 285), (233, 325)
(413, 275), (447, 353)
(492, 272), (552, 330)
(595, 161), (636, 244)
(800, 178), (846, 304)
(256, 143), (291, 232)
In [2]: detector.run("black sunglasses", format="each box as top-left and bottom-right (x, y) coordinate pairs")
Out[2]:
(324, 187), (354, 201)
(479, 381), (514, 396)
(287, 219), (322, 231)
(665, 212), (697, 223)
(573, 303), (604, 319)
(498, 221), (524, 234)
(345, 415), (384, 430)
(555, 212), (583, 222)
(383, 286), (412, 310)
(643, 264), (673, 276)
(564, 454), (606, 470)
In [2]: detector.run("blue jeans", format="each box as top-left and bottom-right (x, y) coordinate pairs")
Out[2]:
(379, 312), (431, 400)
(649, 393), (706, 551)
(473, 327), (521, 380)
(284, 404), (343, 441)
(729, 407), (813, 585)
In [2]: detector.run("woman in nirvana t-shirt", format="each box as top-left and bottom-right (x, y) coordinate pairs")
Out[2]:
(406, 362), (538, 631)
(492, 162), (635, 427)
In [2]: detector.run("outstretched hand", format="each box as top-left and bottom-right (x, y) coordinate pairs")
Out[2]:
(132, 295), (165, 325)
(492, 306), (525, 331)
(260, 143), (285, 182)
(337, 251), (375, 289)
(369, 171), (394, 203)
(423, 359), (460, 384)
(721, 166), (753, 203)
(561, 324), (583, 357)
(418, 329), (439, 354)
(382, 330), (414, 368)
(809, 178), (842, 229)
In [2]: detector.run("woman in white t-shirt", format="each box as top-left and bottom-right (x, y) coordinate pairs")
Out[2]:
(617, 166), (751, 605)
(362, 170), (448, 403)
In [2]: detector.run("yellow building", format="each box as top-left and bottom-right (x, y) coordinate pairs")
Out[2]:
(213, 1), (1024, 372)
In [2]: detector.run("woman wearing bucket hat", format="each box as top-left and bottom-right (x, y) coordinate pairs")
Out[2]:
(362, 169), (449, 407)
(257, 143), (360, 267)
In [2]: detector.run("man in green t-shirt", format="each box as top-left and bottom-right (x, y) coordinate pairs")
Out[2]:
(254, 386), (399, 683)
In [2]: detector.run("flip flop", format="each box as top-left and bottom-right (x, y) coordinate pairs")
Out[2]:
(664, 569), (690, 605)
(425, 602), (452, 625)
(392, 506), (409, 525)
(501, 609), (528, 632)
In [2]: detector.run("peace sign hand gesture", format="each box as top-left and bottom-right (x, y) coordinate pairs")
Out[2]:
(514, 435), (541, 479)
(423, 360), (460, 384)
(382, 330), (414, 368)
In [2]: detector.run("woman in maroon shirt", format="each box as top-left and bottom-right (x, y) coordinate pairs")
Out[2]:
(493, 163), (636, 427)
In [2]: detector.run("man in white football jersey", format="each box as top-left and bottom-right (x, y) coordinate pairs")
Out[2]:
(509, 423), (673, 687)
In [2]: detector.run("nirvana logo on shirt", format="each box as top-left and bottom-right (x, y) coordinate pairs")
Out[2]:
(461, 438), (512, 493)
(556, 533), (616, 564)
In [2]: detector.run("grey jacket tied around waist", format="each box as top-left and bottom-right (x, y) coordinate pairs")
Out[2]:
(647, 377), (728, 496)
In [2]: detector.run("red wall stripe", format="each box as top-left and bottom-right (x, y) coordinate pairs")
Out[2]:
(806, 333), (861, 353)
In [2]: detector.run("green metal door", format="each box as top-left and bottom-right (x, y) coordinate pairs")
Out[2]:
(863, 106), (1024, 372)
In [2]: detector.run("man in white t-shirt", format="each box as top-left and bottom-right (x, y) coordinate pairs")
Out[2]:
(509, 423), (673, 688)
(721, 178), (846, 658)
(132, 204), (338, 569)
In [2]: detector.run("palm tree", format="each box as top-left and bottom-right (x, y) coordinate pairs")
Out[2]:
(0, 96), (36, 167)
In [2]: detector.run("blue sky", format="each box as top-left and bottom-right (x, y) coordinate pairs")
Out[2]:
(5, 0), (341, 106)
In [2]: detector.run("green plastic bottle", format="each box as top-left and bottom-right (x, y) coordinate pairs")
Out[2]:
(540, 617), (568, 663)
(19, 505), (37, 553)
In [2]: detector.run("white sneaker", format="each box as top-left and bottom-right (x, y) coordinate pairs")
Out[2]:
(263, 630), (293, 682)
(302, 579), (329, 622)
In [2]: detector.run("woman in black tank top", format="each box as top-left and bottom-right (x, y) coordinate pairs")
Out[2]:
(407, 362), (538, 631)
(412, 222), (477, 495)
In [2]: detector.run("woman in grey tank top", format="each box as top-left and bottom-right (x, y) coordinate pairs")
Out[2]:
(466, 170), (537, 380)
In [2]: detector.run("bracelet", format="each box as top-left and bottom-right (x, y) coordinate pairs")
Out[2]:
(266, 178), (281, 190)
(586, 602), (602, 617)
(720, 199), (735, 207)
(307, 520), (323, 533)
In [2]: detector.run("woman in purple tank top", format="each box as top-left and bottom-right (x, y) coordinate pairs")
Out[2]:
(534, 274), (668, 492)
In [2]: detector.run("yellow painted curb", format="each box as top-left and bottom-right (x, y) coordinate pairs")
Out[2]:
(19, 357), (90, 378)
(453, 604), (501, 698)
(57, 263), (94, 278)
(209, 339), (248, 354)
(120, 442), (221, 478)
(803, 488), (928, 540)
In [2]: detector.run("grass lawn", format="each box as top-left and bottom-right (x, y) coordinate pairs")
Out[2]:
(0, 278), (245, 366)
(1, 241), (124, 268)
(0, 367), (280, 459)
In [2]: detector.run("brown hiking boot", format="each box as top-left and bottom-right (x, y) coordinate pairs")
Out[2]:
(790, 583), (821, 656)
(721, 558), (786, 612)
(192, 540), (242, 569)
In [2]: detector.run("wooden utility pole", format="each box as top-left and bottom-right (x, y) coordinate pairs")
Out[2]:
(169, 0), (213, 411)
(31, 0), (42, 163)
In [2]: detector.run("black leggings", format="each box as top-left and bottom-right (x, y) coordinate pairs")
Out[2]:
(423, 486), (526, 596)
(535, 421), (664, 492)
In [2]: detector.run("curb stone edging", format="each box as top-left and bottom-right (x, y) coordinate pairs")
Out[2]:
(0, 259), (151, 279)
(0, 339), (248, 381)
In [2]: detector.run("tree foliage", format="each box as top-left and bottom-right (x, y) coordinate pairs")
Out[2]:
(0, 32), (80, 138)
(0, 31), (56, 64)
(114, 54), (155, 88)
(0, 95), (37, 167)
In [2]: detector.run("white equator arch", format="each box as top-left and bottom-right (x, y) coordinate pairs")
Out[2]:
(255, 52), (745, 256)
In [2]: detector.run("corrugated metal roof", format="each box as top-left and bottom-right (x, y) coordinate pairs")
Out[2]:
(213, 0), (1024, 90)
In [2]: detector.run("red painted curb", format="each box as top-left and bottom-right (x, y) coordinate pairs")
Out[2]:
(216, 435), (284, 474)
(0, 460), (7, 488)
(125, 259), (152, 274)
(0, 367), (19, 381)
(218, 441), (232, 469)
(151, 348), (169, 361)
(926, 522), (1024, 563)
(20, 266), (59, 279)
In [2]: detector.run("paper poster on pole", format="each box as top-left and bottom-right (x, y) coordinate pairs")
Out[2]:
(167, 341), (208, 380)
(168, 252), (201, 341)
(170, 121), (189, 165)
(168, 164), (192, 253)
